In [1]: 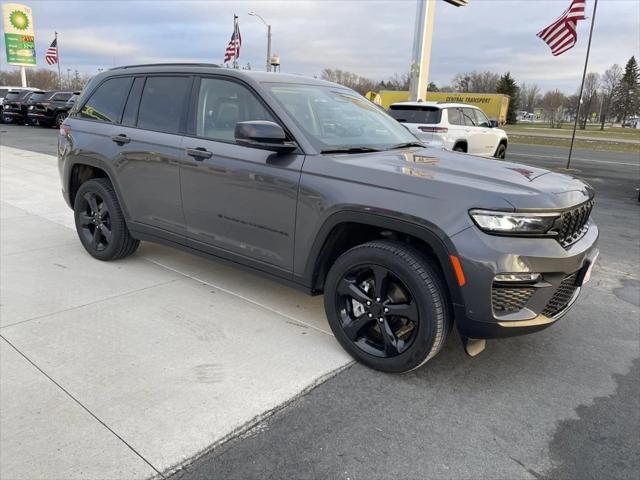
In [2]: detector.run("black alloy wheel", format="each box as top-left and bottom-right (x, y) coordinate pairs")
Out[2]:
(73, 178), (139, 260)
(55, 112), (67, 127)
(324, 240), (451, 373)
(336, 264), (419, 358)
(77, 191), (112, 253)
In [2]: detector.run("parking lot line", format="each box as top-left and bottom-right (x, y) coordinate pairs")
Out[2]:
(508, 151), (639, 167)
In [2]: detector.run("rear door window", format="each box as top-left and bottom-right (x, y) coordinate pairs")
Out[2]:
(387, 106), (441, 124)
(447, 108), (464, 126)
(136, 76), (191, 134)
(79, 77), (133, 123)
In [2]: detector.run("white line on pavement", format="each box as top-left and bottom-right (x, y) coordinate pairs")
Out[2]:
(508, 152), (639, 167)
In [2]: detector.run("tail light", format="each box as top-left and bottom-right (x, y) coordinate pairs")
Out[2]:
(418, 126), (448, 133)
(60, 124), (71, 137)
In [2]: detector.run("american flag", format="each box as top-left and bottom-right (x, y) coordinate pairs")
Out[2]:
(537, 0), (586, 56)
(223, 17), (241, 63)
(45, 37), (58, 65)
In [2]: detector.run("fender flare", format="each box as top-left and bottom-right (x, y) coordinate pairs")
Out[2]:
(302, 209), (465, 307)
(64, 155), (131, 219)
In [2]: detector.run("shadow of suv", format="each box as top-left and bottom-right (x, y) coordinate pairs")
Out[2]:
(58, 64), (599, 372)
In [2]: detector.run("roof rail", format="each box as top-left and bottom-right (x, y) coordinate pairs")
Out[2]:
(109, 63), (221, 70)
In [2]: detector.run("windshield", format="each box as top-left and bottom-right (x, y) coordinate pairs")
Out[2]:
(388, 105), (441, 124)
(267, 84), (417, 152)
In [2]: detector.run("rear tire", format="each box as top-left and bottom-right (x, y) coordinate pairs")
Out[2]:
(73, 178), (139, 261)
(324, 240), (451, 373)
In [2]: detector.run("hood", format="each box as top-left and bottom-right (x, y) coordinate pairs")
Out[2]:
(325, 147), (593, 210)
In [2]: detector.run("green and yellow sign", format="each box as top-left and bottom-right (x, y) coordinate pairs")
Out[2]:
(2, 3), (36, 66)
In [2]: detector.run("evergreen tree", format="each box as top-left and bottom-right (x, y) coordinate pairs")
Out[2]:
(427, 81), (439, 92)
(496, 72), (520, 124)
(614, 56), (639, 125)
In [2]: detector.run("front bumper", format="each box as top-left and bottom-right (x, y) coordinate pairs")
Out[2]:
(450, 222), (599, 339)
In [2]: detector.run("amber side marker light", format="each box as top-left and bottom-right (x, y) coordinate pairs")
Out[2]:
(450, 255), (466, 286)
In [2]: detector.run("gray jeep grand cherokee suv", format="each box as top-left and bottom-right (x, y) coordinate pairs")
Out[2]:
(58, 64), (599, 372)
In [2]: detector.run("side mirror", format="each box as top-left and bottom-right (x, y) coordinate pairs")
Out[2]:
(235, 121), (297, 152)
(489, 120), (499, 128)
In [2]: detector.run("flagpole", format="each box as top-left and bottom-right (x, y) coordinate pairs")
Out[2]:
(55, 31), (62, 90)
(233, 15), (238, 70)
(566, 0), (598, 169)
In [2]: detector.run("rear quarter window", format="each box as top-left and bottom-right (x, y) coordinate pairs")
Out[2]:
(79, 77), (133, 123)
(388, 106), (441, 124)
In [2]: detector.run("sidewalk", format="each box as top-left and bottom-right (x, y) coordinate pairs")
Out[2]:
(0, 146), (350, 479)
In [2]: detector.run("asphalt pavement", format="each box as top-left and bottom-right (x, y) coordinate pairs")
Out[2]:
(1, 124), (639, 480)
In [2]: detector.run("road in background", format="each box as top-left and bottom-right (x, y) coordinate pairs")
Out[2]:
(1, 124), (639, 480)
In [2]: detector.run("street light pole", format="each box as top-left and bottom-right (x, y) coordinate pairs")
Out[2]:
(249, 11), (271, 72)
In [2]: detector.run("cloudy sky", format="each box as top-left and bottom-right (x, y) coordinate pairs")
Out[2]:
(2, 0), (639, 93)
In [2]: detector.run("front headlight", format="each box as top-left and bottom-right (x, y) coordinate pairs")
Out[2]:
(469, 209), (560, 234)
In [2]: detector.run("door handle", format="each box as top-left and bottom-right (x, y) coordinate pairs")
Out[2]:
(111, 134), (131, 145)
(186, 147), (213, 160)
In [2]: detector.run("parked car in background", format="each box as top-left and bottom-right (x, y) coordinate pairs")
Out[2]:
(388, 101), (509, 159)
(58, 64), (599, 373)
(1, 88), (40, 124)
(65, 91), (81, 110)
(27, 91), (75, 127)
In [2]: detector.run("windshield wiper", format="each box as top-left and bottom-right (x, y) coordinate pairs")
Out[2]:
(387, 142), (425, 150)
(320, 146), (382, 154)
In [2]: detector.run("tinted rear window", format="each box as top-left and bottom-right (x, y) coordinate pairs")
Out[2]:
(5, 91), (28, 101)
(52, 93), (72, 101)
(0, 88), (9, 97)
(136, 76), (191, 134)
(80, 77), (133, 123)
(388, 106), (441, 124)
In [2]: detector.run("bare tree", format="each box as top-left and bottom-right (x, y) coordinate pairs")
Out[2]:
(0, 68), (92, 91)
(320, 68), (377, 95)
(453, 71), (499, 93)
(579, 72), (600, 129)
(542, 89), (566, 128)
(599, 64), (622, 129)
(520, 82), (541, 113)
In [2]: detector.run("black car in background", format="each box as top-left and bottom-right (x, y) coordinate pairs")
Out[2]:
(2, 89), (42, 124)
(27, 91), (75, 127)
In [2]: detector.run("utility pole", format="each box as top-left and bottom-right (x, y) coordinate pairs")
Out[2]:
(249, 11), (272, 72)
(408, 0), (467, 101)
(408, 0), (437, 101)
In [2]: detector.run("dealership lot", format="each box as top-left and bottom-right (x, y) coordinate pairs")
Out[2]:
(1, 124), (639, 480)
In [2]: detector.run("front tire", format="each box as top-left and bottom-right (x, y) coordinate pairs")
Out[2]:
(55, 112), (67, 127)
(494, 143), (507, 159)
(73, 178), (139, 261)
(324, 240), (451, 373)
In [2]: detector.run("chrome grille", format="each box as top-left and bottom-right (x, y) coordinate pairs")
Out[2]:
(558, 200), (593, 247)
(542, 273), (579, 317)
(492, 286), (536, 314)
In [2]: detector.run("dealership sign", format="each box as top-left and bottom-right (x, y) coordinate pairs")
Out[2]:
(2, 3), (36, 66)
